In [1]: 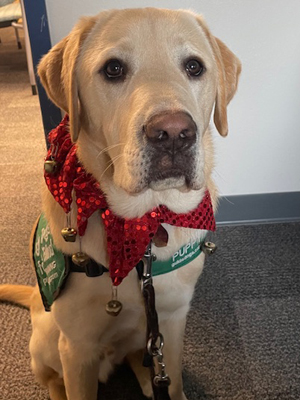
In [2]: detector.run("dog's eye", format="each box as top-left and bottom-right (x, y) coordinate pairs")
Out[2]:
(103, 59), (125, 79)
(185, 59), (205, 77)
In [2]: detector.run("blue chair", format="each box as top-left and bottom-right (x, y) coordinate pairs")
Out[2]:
(0, 0), (22, 48)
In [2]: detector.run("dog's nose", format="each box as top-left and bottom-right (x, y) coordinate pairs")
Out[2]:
(144, 111), (197, 153)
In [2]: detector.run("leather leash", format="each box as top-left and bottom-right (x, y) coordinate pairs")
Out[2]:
(141, 243), (171, 400)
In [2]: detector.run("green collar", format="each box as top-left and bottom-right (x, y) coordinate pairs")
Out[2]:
(152, 238), (205, 277)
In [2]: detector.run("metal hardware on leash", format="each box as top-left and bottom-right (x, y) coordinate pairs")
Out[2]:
(147, 334), (171, 387)
(142, 242), (156, 286)
(142, 242), (171, 400)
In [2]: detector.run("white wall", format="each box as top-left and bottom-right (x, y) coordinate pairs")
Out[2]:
(45, 0), (300, 197)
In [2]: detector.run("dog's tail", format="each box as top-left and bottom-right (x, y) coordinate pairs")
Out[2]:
(0, 284), (34, 309)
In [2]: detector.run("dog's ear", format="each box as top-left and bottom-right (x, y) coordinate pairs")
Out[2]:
(211, 37), (242, 137)
(38, 17), (97, 142)
(196, 16), (242, 137)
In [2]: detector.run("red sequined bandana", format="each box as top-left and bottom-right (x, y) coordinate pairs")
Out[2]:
(44, 115), (216, 285)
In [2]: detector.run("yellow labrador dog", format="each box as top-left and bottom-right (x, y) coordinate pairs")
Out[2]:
(0, 8), (241, 400)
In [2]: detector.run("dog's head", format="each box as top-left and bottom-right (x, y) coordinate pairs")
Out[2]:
(39, 8), (241, 198)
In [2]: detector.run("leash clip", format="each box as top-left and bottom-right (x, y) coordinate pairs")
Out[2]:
(147, 334), (171, 387)
(141, 242), (156, 287)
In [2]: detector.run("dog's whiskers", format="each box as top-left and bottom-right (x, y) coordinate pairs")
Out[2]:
(96, 143), (125, 160)
(99, 153), (124, 182)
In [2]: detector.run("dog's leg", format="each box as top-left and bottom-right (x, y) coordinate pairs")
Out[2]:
(31, 361), (67, 400)
(58, 334), (100, 400)
(127, 350), (152, 399)
(48, 375), (67, 400)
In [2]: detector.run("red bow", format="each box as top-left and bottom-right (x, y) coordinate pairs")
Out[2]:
(45, 115), (216, 285)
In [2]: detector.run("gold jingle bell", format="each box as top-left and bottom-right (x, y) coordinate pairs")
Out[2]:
(72, 252), (90, 267)
(61, 227), (77, 242)
(105, 300), (123, 316)
(44, 160), (59, 174)
(201, 241), (217, 256)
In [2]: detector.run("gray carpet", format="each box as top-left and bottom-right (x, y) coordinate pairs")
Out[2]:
(1, 26), (300, 400)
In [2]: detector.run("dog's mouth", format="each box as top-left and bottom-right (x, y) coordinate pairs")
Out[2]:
(123, 169), (202, 195)
(148, 169), (196, 192)
(111, 149), (203, 195)
(149, 177), (188, 192)
(145, 149), (202, 192)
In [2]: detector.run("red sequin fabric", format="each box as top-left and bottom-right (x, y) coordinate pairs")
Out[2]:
(45, 115), (216, 285)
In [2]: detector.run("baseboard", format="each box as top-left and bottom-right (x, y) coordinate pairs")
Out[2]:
(216, 192), (300, 226)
